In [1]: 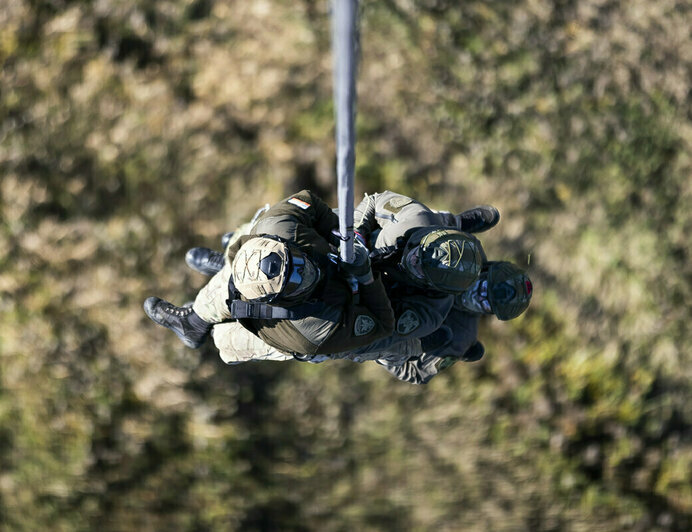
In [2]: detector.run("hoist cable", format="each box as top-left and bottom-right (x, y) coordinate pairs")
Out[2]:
(331, 0), (359, 263)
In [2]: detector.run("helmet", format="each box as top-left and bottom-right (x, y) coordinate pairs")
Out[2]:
(232, 237), (319, 302)
(402, 228), (484, 293)
(486, 261), (533, 320)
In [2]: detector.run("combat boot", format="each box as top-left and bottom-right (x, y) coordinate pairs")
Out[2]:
(221, 232), (234, 249)
(420, 325), (453, 353)
(185, 247), (225, 276)
(143, 297), (211, 348)
(461, 341), (485, 362)
(456, 205), (500, 233)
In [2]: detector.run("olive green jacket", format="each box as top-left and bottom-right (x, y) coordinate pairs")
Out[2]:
(227, 190), (395, 356)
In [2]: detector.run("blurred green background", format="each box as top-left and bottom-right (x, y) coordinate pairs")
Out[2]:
(1, 1), (690, 530)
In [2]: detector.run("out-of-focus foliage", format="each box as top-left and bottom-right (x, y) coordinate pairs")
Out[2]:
(1, 0), (690, 530)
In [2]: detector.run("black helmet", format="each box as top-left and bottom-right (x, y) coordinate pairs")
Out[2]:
(486, 261), (533, 320)
(401, 227), (484, 293)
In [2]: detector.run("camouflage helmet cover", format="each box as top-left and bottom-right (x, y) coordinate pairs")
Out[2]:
(232, 237), (289, 301)
(486, 261), (533, 320)
(404, 227), (484, 293)
(232, 237), (319, 302)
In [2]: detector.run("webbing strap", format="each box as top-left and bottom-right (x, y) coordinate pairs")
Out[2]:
(230, 300), (284, 319)
(226, 270), (321, 320)
(227, 299), (323, 321)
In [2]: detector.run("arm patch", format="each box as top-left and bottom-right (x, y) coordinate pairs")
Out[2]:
(288, 197), (311, 210)
(396, 309), (421, 335)
(354, 315), (376, 336)
(383, 197), (413, 213)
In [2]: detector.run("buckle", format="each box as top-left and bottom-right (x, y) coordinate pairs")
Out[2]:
(229, 300), (258, 319)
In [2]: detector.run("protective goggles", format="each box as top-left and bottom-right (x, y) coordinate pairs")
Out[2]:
(282, 246), (318, 300)
(490, 280), (517, 304)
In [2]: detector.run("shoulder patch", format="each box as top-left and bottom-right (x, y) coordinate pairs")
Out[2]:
(383, 197), (413, 214)
(397, 309), (421, 335)
(354, 314), (376, 336)
(288, 197), (311, 210)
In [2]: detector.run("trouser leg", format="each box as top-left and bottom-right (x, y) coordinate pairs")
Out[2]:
(192, 262), (234, 323)
(212, 321), (294, 364)
(332, 336), (422, 363)
(192, 217), (260, 323)
(432, 306), (479, 358)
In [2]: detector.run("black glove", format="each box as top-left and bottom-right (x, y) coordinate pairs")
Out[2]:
(340, 239), (374, 284)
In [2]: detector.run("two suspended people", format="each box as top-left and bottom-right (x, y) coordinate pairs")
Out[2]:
(143, 190), (532, 384)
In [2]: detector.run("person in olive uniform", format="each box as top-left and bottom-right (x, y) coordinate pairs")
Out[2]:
(143, 190), (395, 361)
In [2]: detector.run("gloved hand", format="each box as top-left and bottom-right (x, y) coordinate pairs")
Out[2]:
(340, 239), (374, 285)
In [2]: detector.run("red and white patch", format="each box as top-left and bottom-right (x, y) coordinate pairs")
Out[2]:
(288, 197), (311, 210)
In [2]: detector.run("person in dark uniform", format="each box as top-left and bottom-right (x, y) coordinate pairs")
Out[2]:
(351, 191), (532, 383)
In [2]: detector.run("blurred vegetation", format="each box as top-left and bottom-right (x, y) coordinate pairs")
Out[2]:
(1, 0), (690, 530)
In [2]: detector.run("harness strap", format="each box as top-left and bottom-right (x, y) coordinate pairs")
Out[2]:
(224, 253), (331, 320)
(226, 269), (323, 320)
(228, 299), (322, 320)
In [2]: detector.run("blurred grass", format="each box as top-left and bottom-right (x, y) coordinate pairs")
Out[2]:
(1, 0), (691, 530)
